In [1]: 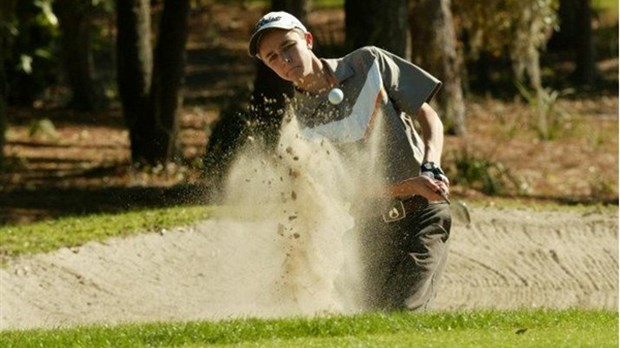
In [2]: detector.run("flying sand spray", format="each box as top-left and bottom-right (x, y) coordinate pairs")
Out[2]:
(221, 107), (387, 315)
(220, 87), (470, 316)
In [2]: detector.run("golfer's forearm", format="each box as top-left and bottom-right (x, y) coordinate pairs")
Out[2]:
(386, 180), (422, 198)
(422, 135), (443, 164)
(416, 103), (444, 164)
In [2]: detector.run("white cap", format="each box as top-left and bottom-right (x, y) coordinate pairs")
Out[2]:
(248, 11), (307, 57)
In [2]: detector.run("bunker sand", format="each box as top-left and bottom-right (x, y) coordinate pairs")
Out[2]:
(1, 118), (617, 330)
(0, 207), (616, 330)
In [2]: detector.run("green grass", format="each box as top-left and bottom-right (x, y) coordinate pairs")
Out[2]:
(1, 201), (615, 264)
(0, 309), (616, 347)
(312, 0), (344, 9)
(0, 204), (616, 348)
(0, 205), (217, 261)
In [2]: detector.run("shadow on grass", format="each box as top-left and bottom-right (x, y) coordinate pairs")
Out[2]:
(0, 183), (213, 226)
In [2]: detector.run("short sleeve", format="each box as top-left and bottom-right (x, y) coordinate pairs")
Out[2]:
(369, 47), (442, 114)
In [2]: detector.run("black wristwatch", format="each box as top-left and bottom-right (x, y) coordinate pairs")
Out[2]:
(421, 161), (447, 182)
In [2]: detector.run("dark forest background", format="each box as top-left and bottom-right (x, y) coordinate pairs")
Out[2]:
(0, 0), (617, 225)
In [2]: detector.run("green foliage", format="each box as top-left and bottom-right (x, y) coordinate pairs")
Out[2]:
(313, 0), (345, 9)
(0, 309), (616, 347)
(449, 148), (525, 196)
(515, 82), (573, 140)
(593, 0), (619, 13)
(34, 0), (58, 27)
(592, 0), (619, 60)
(4, 0), (60, 105)
(2, 0), (115, 108)
(454, 0), (558, 59)
(454, 0), (558, 90)
(495, 109), (520, 140)
(28, 117), (59, 140)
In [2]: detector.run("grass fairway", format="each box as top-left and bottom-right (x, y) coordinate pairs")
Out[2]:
(0, 309), (616, 348)
(2, 201), (613, 261)
(0, 205), (216, 262)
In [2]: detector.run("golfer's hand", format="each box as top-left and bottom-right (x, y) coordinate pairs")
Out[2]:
(417, 175), (450, 202)
(389, 176), (450, 202)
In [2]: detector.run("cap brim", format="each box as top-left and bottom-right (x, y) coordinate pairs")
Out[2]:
(248, 22), (307, 57)
(248, 25), (292, 57)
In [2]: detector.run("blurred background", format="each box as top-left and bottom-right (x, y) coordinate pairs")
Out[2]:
(0, 0), (617, 225)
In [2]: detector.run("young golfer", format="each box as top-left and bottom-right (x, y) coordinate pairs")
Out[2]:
(249, 11), (451, 311)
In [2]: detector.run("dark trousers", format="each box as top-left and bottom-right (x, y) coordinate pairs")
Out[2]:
(359, 197), (451, 311)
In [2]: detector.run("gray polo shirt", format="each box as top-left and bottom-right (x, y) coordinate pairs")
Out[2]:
(291, 46), (442, 183)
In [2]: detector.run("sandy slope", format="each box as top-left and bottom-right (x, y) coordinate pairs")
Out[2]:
(0, 206), (617, 331)
(2, 119), (618, 330)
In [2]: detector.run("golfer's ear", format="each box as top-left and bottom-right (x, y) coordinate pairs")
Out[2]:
(304, 32), (314, 49)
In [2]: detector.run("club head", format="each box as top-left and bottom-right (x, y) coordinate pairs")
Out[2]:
(451, 200), (471, 227)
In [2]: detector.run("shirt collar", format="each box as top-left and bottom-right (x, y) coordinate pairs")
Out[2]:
(322, 57), (354, 83)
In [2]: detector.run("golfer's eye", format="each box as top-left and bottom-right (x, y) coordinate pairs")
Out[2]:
(265, 41), (297, 64)
(267, 54), (279, 64)
(282, 41), (296, 52)
(279, 41), (298, 58)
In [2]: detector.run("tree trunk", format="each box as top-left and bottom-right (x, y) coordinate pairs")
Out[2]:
(116, 0), (153, 163)
(116, 0), (189, 165)
(144, 0), (190, 163)
(0, 0), (14, 170)
(0, 56), (5, 170)
(410, 0), (466, 135)
(345, 0), (408, 56)
(0, 51), (5, 170)
(53, 0), (100, 111)
(549, 0), (598, 85)
(573, 0), (597, 85)
(549, 0), (578, 50)
(272, 0), (310, 20)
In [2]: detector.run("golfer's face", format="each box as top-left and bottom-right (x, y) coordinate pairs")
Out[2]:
(258, 29), (311, 82)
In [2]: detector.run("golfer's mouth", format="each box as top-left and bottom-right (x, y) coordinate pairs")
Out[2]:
(286, 65), (301, 78)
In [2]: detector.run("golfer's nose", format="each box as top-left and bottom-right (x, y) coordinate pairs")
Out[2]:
(281, 51), (292, 64)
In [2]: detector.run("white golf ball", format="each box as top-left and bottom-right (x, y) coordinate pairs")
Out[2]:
(328, 88), (344, 105)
